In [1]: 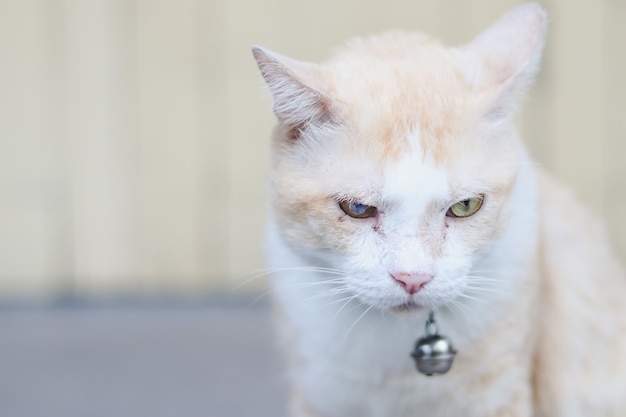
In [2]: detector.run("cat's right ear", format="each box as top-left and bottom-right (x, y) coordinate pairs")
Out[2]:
(252, 46), (334, 139)
(465, 2), (547, 110)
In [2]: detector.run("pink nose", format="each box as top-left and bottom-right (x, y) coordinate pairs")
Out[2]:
(391, 272), (432, 294)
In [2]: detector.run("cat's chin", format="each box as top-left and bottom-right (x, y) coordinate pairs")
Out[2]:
(388, 301), (427, 316)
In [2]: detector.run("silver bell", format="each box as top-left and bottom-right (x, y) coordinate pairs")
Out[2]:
(410, 311), (456, 376)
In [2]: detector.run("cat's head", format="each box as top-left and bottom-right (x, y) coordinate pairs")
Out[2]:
(253, 3), (546, 313)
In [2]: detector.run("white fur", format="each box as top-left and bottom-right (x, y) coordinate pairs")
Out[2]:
(267, 135), (540, 416)
(255, 3), (626, 417)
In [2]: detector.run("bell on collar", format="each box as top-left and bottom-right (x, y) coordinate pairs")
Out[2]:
(411, 311), (456, 376)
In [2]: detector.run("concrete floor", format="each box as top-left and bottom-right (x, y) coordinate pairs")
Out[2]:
(0, 299), (288, 417)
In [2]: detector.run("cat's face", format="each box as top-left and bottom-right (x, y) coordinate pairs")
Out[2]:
(254, 4), (546, 313)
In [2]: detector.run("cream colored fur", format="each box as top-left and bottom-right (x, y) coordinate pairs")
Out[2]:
(252, 3), (626, 416)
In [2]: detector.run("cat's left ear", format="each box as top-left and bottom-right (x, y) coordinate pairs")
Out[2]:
(465, 2), (547, 109)
(252, 46), (334, 139)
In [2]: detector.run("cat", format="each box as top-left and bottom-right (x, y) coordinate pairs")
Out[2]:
(251, 3), (626, 416)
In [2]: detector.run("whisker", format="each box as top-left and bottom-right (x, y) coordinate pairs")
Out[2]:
(302, 287), (352, 303)
(455, 293), (492, 305)
(446, 298), (472, 319)
(466, 275), (498, 281)
(463, 281), (512, 292)
(303, 284), (349, 295)
(324, 294), (358, 306)
(460, 277), (510, 287)
(333, 294), (360, 320)
(248, 287), (280, 307)
(344, 304), (375, 340)
(462, 286), (509, 297)
(462, 280), (510, 289)
(246, 277), (348, 307)
(292, 278), (346, 288)
(233, 266), (348, 290)
(463, 276), (507, 284)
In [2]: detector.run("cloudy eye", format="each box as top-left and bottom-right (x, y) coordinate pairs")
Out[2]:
(339, 200), (378, 219)
(446, 195), (484, 218)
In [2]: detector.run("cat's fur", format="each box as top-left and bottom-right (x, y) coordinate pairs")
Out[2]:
(252, 3), (626, 416)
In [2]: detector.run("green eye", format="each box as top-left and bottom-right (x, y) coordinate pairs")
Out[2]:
(446, 195), (484, 218)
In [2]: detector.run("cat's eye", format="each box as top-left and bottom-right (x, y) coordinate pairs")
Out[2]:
(339, 200), (378, 219)
(446, 195), (484, 218)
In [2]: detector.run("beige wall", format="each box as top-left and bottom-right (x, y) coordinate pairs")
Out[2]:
(0, 0), (624, 297)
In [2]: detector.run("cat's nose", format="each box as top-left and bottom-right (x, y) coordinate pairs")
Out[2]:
(390, 272), (432, 294)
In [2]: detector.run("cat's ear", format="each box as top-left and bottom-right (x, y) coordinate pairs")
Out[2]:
(252, 46), (334, 139)
(465, 2), (547, 108)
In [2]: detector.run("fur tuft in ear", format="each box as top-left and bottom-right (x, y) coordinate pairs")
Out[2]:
(251, 46), (334, 140)
(466, 2), (547, 108)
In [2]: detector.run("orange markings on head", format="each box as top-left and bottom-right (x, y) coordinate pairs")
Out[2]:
(317, 33), (481, 167)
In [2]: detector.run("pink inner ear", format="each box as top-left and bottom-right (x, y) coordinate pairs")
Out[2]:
(252, 46), (335, 136)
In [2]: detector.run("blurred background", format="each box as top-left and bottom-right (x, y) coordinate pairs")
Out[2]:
(0, 0), (624, 416)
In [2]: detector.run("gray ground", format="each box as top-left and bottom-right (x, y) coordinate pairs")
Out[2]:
(0, 298), (288, 417)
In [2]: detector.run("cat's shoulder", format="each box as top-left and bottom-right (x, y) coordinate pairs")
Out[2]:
(536, 168), (610, 245)
(536, 166), (626, 295)
(534, 168), (626, 414)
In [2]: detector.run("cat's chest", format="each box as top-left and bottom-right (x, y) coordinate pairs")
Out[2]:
(299, 354), (468, 417)
(275, 274), (526, 417)
(296, 330), (514, 417)
(277, 288), (467, 416)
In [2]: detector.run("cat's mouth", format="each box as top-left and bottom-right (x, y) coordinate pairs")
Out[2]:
(390, 300), (425, 314)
